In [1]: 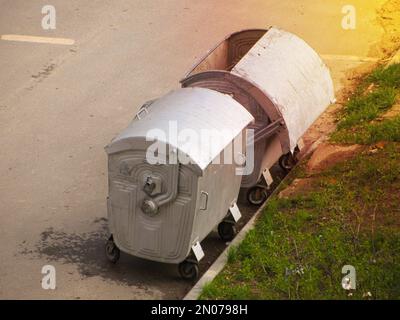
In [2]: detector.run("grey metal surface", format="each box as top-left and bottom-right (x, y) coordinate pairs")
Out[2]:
(185, 29), (268, 77)
(105, 87), (254, 264)
(232, 27), (335, 151)
(106, 87), (254, 173)
(181, 27), (334, 187)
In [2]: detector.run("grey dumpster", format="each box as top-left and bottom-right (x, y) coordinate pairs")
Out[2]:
(181, 27), (335, 204)
(105, 87), (254, 279)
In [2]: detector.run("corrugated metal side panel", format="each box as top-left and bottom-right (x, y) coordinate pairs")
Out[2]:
(232, 27), (335, 151)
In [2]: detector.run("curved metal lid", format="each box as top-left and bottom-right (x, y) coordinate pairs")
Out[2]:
(232, 27), (335, 150)
(106, 87), (254, 173)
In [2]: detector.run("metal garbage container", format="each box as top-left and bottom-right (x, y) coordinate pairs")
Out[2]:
(181, 27), (335, 205)
(105, 87), (254, 279)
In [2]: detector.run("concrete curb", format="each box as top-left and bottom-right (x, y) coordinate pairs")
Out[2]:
(183, 136), (326, 300)
(183, 195), (269, 300)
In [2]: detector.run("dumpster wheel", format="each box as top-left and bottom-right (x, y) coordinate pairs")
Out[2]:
(178, 260), (199, 280)
(279, 152), (298, 172)
(247, 185), (269, 206)
(218, 221), (237, 242)
(105, 236), (120, 264)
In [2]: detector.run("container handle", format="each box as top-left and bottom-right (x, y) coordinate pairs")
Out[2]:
(135, 107), (148, 120)
(200, 191), (208, 211)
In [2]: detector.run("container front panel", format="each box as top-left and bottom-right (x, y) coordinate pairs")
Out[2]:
(108, 151), (196, 263)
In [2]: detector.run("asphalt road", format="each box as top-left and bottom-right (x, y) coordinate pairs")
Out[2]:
(0, 0), (387, 299)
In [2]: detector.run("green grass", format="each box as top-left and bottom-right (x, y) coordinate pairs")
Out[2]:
(200, 63), (400, 300)
(332, 116), (400, 144)
(337, 87), (397, 129)
(368, 64), (400, 89)
(201, 144), (400, 300)
(332, 63), (400, 144)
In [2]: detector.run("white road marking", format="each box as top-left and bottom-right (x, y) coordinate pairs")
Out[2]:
(0, 34), (74, 45)
(321, 54), (378, 62)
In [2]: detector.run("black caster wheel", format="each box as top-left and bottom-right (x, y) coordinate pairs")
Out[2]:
(279, 152), (297, 172)
(178, 260), (199, 280)
(247, 185), (269, 206)
(105, 236), (120, 264)
(218, 221), (237, 242)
